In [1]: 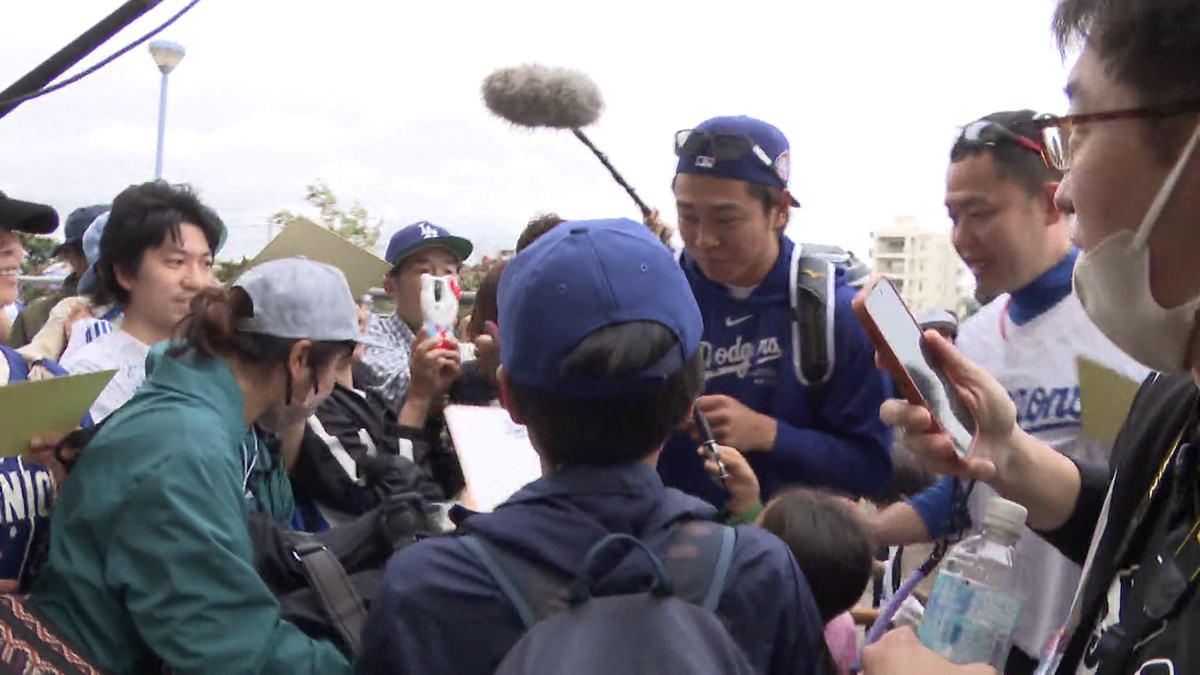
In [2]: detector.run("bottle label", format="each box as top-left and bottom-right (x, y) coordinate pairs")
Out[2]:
(918, 572), (1025, 667)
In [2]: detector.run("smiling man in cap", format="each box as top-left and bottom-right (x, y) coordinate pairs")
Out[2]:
(658, 115), (893, 508)
(7, 204), (107, 349)
(0, 191), (58, 345)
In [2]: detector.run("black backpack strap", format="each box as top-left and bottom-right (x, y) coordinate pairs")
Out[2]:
(789, 245), (837, 387)
(292, 539), (367, 657)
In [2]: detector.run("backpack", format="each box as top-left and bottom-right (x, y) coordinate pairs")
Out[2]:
(680, 243), (870, 387)
(461, 520), (759, 675)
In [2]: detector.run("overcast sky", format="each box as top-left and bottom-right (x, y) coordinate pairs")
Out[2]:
(0, 0), (1072, 262)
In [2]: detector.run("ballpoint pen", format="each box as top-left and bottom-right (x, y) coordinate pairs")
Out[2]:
(693, 405), (730, 489)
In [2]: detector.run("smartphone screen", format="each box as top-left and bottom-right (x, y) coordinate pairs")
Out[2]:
(862, 280), (974, 457)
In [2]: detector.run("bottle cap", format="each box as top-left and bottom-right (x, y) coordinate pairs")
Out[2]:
(983, 496), (1028, 535)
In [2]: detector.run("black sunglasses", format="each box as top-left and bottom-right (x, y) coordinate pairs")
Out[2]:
(674, 129), (788, 190)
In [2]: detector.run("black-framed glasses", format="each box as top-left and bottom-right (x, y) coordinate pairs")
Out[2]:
(1030, 97), (1200, 171)
(674, 129), (788, 189)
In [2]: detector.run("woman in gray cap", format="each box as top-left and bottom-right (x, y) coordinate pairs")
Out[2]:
(32, 258), (366, 674)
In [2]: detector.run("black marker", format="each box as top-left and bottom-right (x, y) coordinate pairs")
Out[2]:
(694, 406), (729, 489)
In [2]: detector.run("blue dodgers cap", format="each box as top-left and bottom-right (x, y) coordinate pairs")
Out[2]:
(675, 115), (800, 207)
(384, 221), (474, 268)
(498, 218), (703, 397)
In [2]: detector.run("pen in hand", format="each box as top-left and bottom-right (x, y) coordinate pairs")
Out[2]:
(694, 406), (730, 489)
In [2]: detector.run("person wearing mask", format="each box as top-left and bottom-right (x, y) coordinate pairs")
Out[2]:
(657, 115), (893, 507)
(6, 204), (106, 349)
(359, 218), (823, 675)
(59, 182), (221, 422)
(31, 257), (365, 674)
(865, 2), (1200, 673)
(857, 110), (1149, 675)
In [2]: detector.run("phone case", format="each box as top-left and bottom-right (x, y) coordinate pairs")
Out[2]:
(851, 276), (973, 457)
(421, 273), (461, 348)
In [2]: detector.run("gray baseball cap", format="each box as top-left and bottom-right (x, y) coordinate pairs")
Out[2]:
(234, 257), (384, 346)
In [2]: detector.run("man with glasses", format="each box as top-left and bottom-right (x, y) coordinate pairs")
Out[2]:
(864, 1), (1200, 673)
(856, 110), (1147, 675)
(656, 115), (892, 510)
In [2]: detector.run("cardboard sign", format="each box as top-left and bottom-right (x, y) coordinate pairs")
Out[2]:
(250, 218), (391, 298)
(443, 404), (542, 512)
(1077, 356), (1142, 446)
(0, 370), (115, 458)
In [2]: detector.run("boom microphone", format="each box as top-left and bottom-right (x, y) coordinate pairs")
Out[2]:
(482, 63), (653, 218)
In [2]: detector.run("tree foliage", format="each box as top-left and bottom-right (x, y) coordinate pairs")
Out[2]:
(269, 180), (383, 250)
(17, 234), (59, 276)
(214, 257), (251, 285)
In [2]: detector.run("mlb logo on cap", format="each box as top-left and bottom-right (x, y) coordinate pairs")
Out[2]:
(674, 115), (800, 207)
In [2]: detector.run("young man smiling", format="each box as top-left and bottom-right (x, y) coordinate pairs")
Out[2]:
(864, 1), (1200, 673)
(61, 182), (223, 422)
(656, 115), (892, 508)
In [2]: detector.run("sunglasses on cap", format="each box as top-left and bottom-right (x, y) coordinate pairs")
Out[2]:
(674, 129), (789, 190)
(956, 118), (1063, 171)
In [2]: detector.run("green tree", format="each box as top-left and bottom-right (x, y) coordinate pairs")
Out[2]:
(269, 181), (383, 250)
(17, 234), (59, 276)
(214, 257), (251, 285)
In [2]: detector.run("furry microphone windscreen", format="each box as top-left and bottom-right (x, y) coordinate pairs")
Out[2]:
(482, 63), (604, 130)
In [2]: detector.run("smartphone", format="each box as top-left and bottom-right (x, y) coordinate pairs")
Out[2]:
(852, 277), (974, 458)
(420, 273), (461, 349)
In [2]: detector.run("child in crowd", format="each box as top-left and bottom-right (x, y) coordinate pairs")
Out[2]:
(703, 446), (874, 674)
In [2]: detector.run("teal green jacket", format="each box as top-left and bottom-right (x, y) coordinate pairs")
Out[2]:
(31, 346), (352, 675)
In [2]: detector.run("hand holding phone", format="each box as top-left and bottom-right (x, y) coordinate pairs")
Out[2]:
(852, 277), (975, 458)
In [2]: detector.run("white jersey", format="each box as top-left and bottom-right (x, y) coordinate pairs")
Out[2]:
(60, 329), (151, 423)
(957, 292), (1150, 657)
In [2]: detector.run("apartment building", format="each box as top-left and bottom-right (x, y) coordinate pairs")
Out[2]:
(869, 216), (971, 316)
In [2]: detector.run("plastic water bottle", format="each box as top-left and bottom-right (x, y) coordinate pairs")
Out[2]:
(918, 496), (1027, 668)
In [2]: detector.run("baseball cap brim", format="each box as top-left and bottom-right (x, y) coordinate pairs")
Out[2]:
(52, 239), (84, 258)
(0, 195), (58, 235)
(389, 236), (473, 268)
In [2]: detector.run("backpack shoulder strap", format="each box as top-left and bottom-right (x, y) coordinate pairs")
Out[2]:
(789, 244), (837, 386)
(660, 522), (737, 612)
(462, 520), (738, 628)
(1, 345), (29, 383)
(292, 539), (367, 657)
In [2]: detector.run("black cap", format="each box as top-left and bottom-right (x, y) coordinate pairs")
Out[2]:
(0, 191), (58, 235)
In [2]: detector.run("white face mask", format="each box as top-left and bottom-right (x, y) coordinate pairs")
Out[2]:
(1073, 121), (1200, 373)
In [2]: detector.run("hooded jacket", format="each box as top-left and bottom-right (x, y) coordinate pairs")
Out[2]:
(658, 236), (893, 506)
(30, 346), (351, 675)
(358, 462), (824, 675)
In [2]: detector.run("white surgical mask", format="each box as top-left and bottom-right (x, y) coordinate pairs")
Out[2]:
(1073, 121), (1200, 373)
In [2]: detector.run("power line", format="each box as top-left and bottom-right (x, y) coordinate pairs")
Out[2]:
(0, 0), (204, 110)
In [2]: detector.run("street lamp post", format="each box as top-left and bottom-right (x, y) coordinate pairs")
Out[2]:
(148, 39), (185, 180)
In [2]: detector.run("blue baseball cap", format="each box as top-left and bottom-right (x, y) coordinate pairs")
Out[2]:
(76, 211), (109, 295)
(384, 221), (473, 269)
(675, 115), (800, 207)
(498, 217), (703, 397)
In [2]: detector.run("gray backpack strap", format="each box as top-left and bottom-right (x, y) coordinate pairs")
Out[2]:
(292, 540), (367, 657)
(789, 244), (837, 386)
(461, 520), (737, 625)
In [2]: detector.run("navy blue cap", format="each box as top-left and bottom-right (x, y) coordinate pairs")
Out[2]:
(55, 204), (108, 255)
(675, 115), (800, 207)
(384, 221), (473, 268)
(498, 217), (702, 397)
